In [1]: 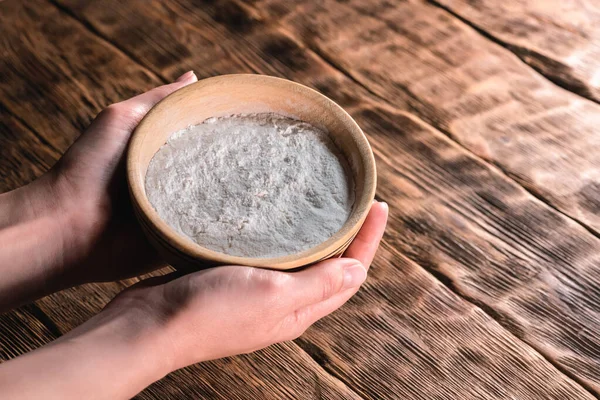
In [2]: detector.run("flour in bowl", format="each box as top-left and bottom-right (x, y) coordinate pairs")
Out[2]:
(145, 113), (355, 258)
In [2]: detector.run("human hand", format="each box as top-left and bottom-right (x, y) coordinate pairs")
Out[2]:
(106, 201), (388, 372)
(0, 202), (387, 399)
(52, 71), (200, 284)
(0, 72), (197, 310)
(8, 72), (197, 286)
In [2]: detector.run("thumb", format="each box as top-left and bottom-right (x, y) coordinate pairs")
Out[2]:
(285, 258), (367, 310)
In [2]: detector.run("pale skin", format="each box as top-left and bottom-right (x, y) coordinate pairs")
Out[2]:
(0, 71), (389, 399)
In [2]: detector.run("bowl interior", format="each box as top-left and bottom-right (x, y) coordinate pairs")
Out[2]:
(128, 74), (376, 269)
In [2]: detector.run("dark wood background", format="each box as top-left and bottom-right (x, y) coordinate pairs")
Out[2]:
(2, 1), (600, 398)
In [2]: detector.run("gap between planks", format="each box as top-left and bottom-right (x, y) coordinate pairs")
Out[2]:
(20, 303), (64, 339)
(6, 7), (364, 391)
(1, 104), (62, 157)
(424, 0), (600, 105)
(276, 10), (600, 245)
(306, 39), (600, 398)
(46, 0), (168, 85)
(30, 0), (600, 397)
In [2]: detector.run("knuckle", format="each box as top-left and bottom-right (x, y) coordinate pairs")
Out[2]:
(109, 285), (161, 320)
(281, 311), (309, 341)
(96, 102), (147, 129)
(97, 103), (124, 120)
(258, 271), (288, 297)
(320, 267), (342, 301)
(291, 308), (304, 326)
(127, 103), (151, 121)
(288, 324), (308, 341)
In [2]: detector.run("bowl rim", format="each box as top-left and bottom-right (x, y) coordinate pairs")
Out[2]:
(127, 74), (377, 270)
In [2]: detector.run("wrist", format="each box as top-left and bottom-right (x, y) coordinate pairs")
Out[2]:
(0, 171), (59, 226)
(22, 169), (106, 286)
(0, 302), (171, 400)
(0, 173), (78, 309)
(0, 168), (106, 310)
(60, 304), (173, 398)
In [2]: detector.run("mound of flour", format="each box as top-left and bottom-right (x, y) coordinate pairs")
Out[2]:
(145, 113), (355, 258)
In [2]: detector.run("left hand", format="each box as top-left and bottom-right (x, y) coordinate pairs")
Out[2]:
(40, 72), (198, 281)
(0, 71), (197, 310)
(106, 201), (388, 369)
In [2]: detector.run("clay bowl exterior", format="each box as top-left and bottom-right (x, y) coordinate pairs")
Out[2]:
(127, 74), (377, 271)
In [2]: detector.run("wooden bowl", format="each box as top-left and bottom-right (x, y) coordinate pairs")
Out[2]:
(127, 74), (376, 271)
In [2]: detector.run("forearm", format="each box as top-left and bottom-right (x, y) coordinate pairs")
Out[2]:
(0, 306), (169, 400)
(0, 174), (75, 311)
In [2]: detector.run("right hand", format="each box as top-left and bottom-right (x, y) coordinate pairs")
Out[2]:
(105, 201), (388, 372)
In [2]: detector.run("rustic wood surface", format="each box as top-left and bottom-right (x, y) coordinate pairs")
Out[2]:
(434, 0), (600, 103)
(1, 0), (600, 399)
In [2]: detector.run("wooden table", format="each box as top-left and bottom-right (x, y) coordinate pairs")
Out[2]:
(2, 1), (600, 398)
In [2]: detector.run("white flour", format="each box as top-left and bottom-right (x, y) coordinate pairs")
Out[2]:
(145, 113), (355, 258)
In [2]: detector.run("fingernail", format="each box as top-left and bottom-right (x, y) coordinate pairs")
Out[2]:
(343, 262), (367, 290)
(379, 201), (389, 211)
(175, 70), (196, 83)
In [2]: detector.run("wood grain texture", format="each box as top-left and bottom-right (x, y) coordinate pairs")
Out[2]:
(358, 105), (600, 393)
(0, 110), (60, 192)
(300, 242), (593, 399)
(432, 0), (600, 103)
(0, 306), (58, 362)
(247, 0), (600, 237)
(136, 341), (362, 400)
(0, 2), (361, 399)
(37, 0), (600, 397)
(0, 0), (161, 154)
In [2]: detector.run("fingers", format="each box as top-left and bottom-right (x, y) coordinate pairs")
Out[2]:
(117, 70), (197, 125)
(279, 201), (389, 338)
(343, 201), (388, 269)
(125, 201), (389, 353)
(286, 287), (356, 336)
(95, 71), (198, 133)
(285, 258), (366, 309)
(60, 71), (198, 177)
(174, 70), (196, 83)
(281, 201), (388, 310)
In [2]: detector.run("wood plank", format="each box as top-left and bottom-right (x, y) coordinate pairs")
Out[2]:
(432, 0), (600, 103)
(136, 341), (361, 400)
(301, 241), (593, 399)
(0, 306), (58, 362)
(357, 104), (600, 394)
(0, 109), (60, 192)
(0, 2), (363, 399)
(47, 0), (255, 80)
(46, 0), (600, 397)
(248, 0), (600, 237)
(0, 0), (162, 153)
